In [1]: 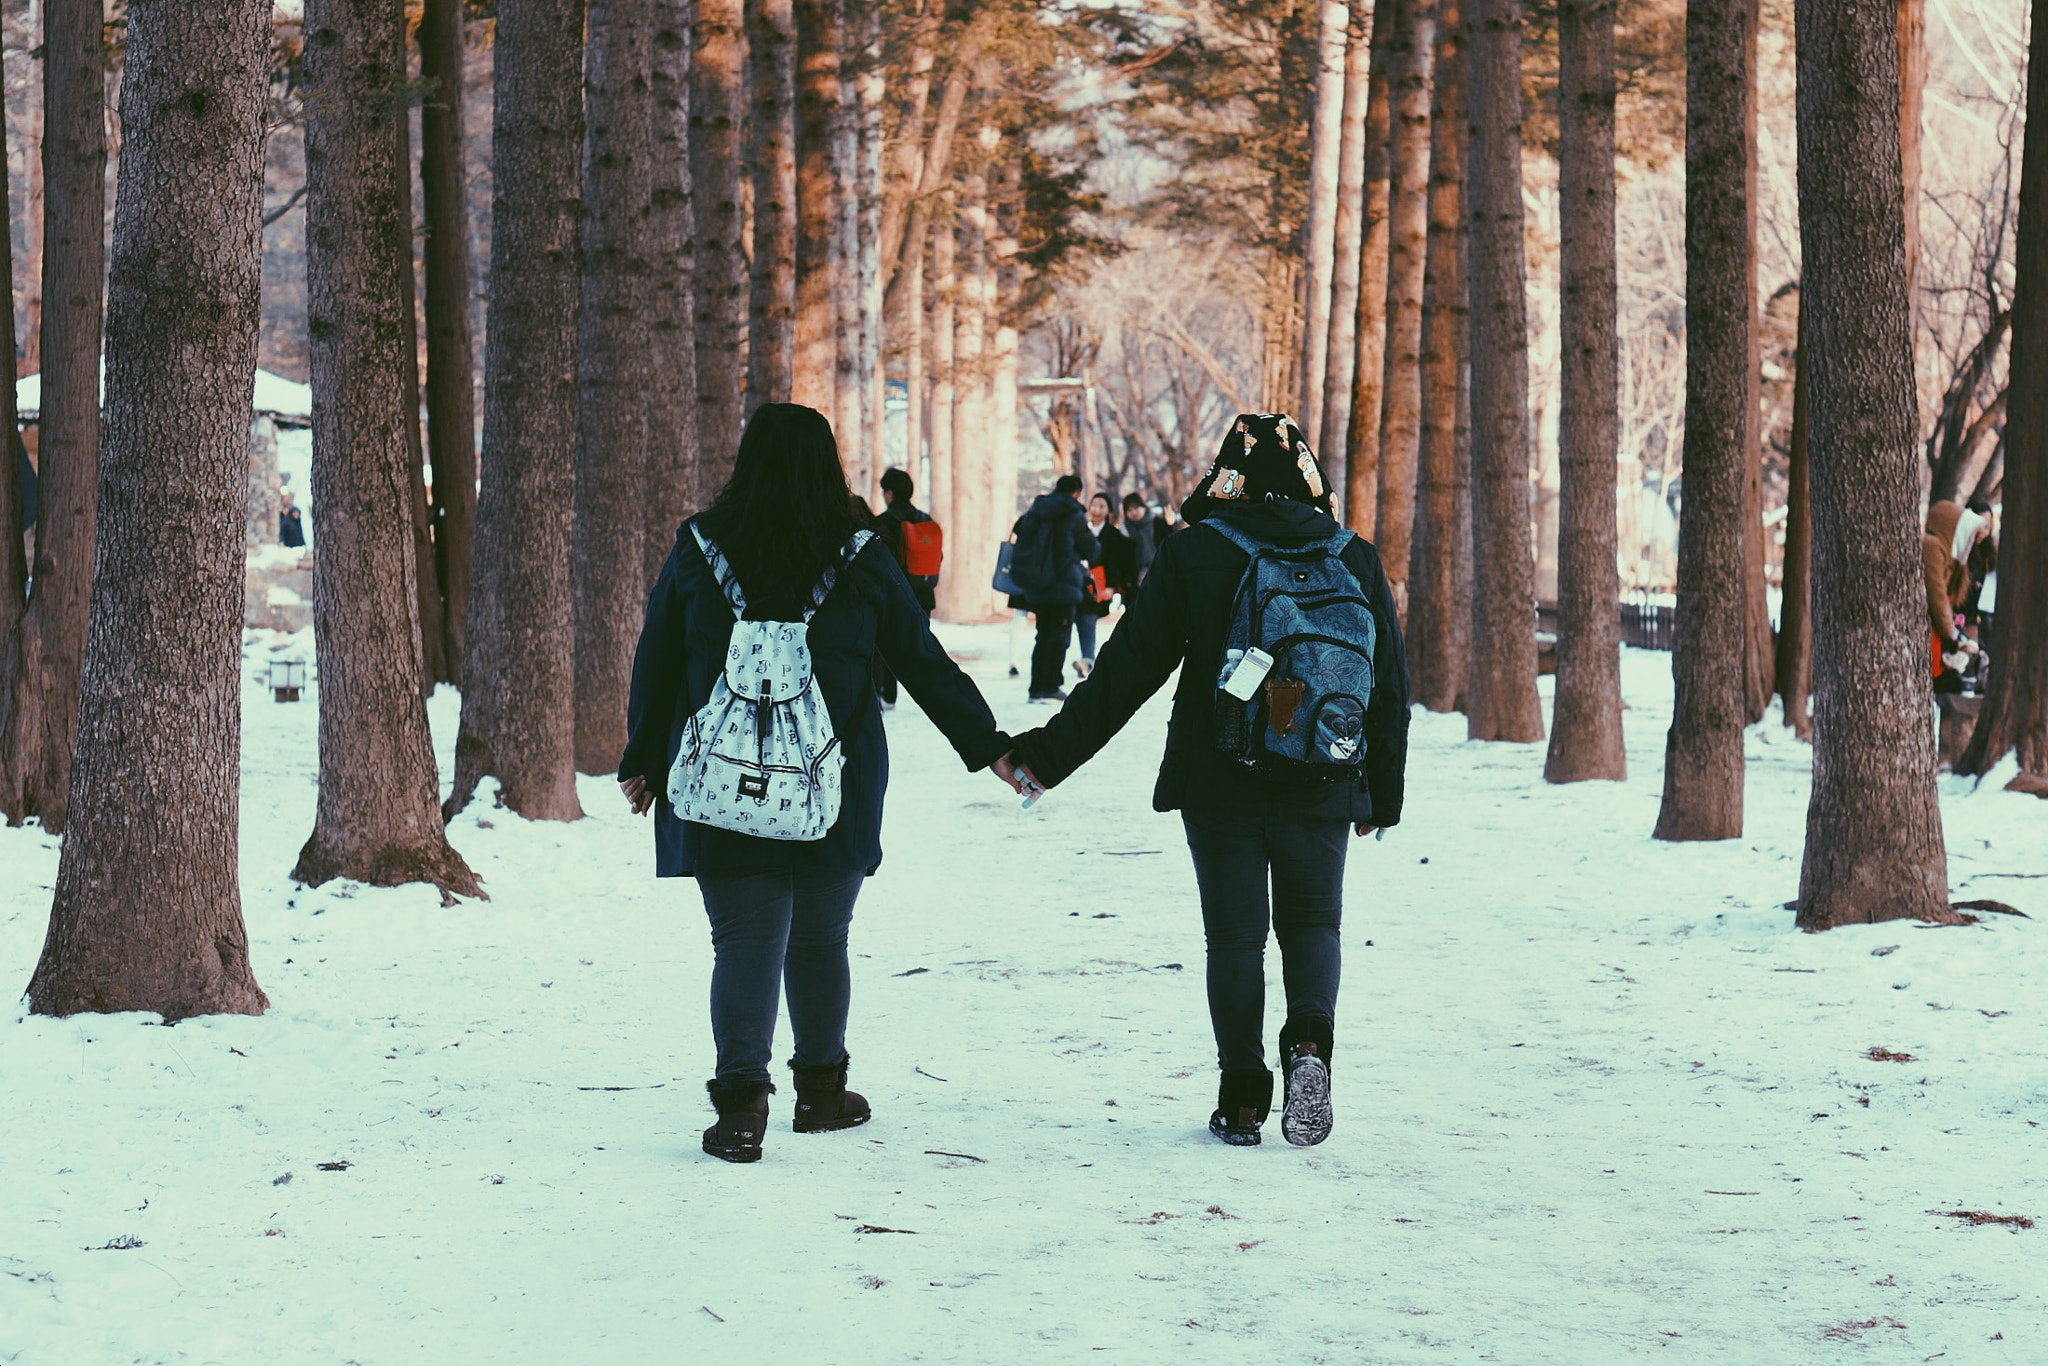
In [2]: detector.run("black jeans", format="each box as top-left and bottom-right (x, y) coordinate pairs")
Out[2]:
(1029, 604), (1075, 695)
(874, 579), (936, 704)
(698, 864), (865, 1085)
(1181, 808), (1349, 1074)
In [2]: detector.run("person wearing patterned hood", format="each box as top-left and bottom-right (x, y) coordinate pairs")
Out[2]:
(1924, 499), (1991, 685)
(994, 414), (1410, 1149)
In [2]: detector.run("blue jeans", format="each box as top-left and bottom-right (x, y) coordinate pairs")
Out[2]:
(698, 864), (865, 1084)
(1181, 809), (1349, 1073)
(1076, 608), (1098, 662)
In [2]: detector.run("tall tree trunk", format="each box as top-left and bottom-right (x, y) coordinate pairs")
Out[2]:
(1374, 0), (1435, 607)
(1740, 0), (1772, 725)
(0, 0), (105, 833)
(926, 200), (959, 619)
(1342, 9), (1396, 531)
(27, 0), (272, 1019)
(575, 0), (656, 776)
(692, 0), (747, 488)
(1461, 0), (1543, 743)
(1318, 3), (1375, 469)
(419, 0), (478, 679)
(0, 138), (20, 655)
(950, 169), (990, 620)
(1955, 0), (2048, 793)
(1408, 0), (1469, 712)
(1794, 0), (1952, 926)
(901, 225), (925, 499)
(16, 0), (43, 377)
(295, 0), (480, 896)
(746, 0), (797, 409)
(856, 4), (886, 503)
(401, 148), (449, 694)
(1298, 0), (1351, 442)
(1897, 0), (1923, 324)
(1775, 310), (1813, 739)
(991, 156), (1022, 582)
(1544, 0), (1625, 782)
(1653, 0), (1752, 841)
(447, 0), (586, 823)
(646, 0), (703, 574)
(792, 0), (840, 411)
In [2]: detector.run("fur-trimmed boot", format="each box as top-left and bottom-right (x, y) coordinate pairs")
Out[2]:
(789, 1057), (871, 1133)
(1209, 1067), (1274, 1146)
(702, 1078), (774, 1163)
(1279, 1015), (1334, 1148)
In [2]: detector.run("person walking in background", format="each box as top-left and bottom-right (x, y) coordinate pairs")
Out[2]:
(1923, 498), (1991, 692)
(277, 488), (305, 549)
(1075, 493), (1118, 679)
(1009, 473), (1096, 703)
(872, 468), (944, 708)
(619, 404), (1009, 1164)
(1120, 492), (1162, 587)
(1099, 493), (1138, 603)
(994, 415), (1409, 1150)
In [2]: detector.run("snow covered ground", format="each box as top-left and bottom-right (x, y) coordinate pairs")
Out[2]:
(3, 623), (2044, 1364)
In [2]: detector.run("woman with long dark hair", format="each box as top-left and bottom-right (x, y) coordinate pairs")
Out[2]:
(619, 404), (1009, 1163)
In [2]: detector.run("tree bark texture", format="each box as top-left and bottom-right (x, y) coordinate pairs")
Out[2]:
(296, 0), (481, 896)
(1341, 5), (1396, 532)
(692, 0), (747, 487)
(399, 131), (449, 695)
(27, 0), (273, 1019)
(1408, 0), (1469, 713)
(1775, 313), (1813, 739)
(646, 0), (703, 576)
(419, 0), (478, 680)
(855, 9), (885, 503)
(1461, 0), (1543, 743)
(1793, 0), (1951, 927)
(448, 0), (586, 823)
(1955, 0), (2048, 792)
(1544, 0), (1625, 783)
(1740, 0), (1772, 726)
(1298, 0), (1352, 443)
(1653, 0), (1751, 841)
(0, 137), (20, 657)
(950, 170), (991, 620)
(1374, 0), (1436, 606)
(746, 0), (797, 410)
(0, 0), (105, 833)
(927, 201), (960, 620)
(1317, 4), (1374, 470)
(575, 0), (657, 776)
(792, 0), (841, 412)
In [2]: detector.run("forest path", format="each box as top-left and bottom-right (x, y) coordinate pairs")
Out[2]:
(2, 622), (2043, 1363)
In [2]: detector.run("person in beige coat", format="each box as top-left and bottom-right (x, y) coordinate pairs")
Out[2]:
(1923, 499), (1991, 678)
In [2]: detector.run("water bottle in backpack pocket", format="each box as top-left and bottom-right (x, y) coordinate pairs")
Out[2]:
(1204, 520), (1376, 779)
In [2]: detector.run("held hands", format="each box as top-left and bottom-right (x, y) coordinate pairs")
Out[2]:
(620, 774), (654, 816)
(992, 752), (1046, 806)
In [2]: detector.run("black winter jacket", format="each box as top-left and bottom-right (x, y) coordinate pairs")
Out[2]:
(1011, 501), (1409, 826)
(1012, 493), (1095, 608)
(620, 525), (1010, 878)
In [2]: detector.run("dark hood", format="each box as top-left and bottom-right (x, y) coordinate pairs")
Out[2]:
(1023, 492), (1083, 525)
(1202, 498), (1346, 546)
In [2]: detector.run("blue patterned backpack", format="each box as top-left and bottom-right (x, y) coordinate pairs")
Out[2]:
(667, 524), (873, 841)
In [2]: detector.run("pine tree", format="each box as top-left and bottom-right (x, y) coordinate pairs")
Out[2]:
(693, 0), (748, 484)
(28, 0), (274, 1018)
(792, 0), (844, 410)
(747, 0), (798, 407)
(1373, 0), (1436, 604)
(1298, 0), (1351, 441)
(645, 0), (703, 573)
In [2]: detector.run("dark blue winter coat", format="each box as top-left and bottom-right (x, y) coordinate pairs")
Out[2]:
(1012, 500), (1409, 827)
(1011, 492), (1095, 608)
(619, 523), (1010, 878)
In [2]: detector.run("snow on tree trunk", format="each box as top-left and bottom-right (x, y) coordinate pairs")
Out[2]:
(1297, 0), (1351, 442)
(792, 0), (841, 413)
(27, 0), (274, 1019)
(1543, 0), (1625, 784)
(1340, 5), (1395, 533)
(645, 0), (702, 577)
(1317, 4), (1375, 471)
(1408, 0), (1469, 713)
(1954, 0), (2047, 793)
(419, 0), (479, 680)
(1654, 0), (1751, 840)
(295, 0), (481, 897)
(1373, 0), (1436, 607)
(448, 0), (586, 823)
(0, 0), (104, 834)
(747, 0), (798, 409)
(1793, 0), (1952, 928)
(1461, 0), (1543, 744)
(574, 0), (657, 776)
(692, 0), (748, 488)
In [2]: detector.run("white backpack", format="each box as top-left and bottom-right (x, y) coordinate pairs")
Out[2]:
(666, 524), (874, 841)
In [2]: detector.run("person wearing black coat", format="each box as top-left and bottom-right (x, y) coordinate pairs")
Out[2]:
(999, 414), (1409, 1150)
(619, 405), (1009, 1163)
(1011, 473), (1097, 702)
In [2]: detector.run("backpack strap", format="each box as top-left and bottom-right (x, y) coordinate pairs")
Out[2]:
(801, 530), (876, 622)
(691, 522), (749, 620)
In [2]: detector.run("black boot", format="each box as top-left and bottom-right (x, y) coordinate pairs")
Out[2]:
(1279, 1015), (1334, 1148)
(703, 1078), (773, 1163)
(790, 1056), (872, 1133)
(1209, 1068), (1274, 1147)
